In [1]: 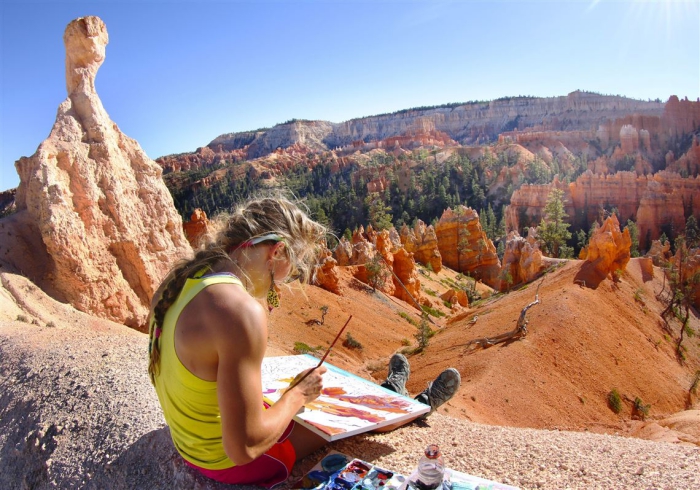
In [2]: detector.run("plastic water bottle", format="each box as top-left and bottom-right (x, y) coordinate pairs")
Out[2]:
(414, 444), (444, 490)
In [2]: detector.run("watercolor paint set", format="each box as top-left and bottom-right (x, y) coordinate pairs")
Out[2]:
(293, 452), (520, 490)
(293, 452), (407, 490)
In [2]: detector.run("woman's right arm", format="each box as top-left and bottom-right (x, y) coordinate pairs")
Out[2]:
(205, 285), (325, 464)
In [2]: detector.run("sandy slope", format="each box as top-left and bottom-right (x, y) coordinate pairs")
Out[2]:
(1, 263), (699, 489)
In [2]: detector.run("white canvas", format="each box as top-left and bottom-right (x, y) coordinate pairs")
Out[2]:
(262, 355), (430, 441)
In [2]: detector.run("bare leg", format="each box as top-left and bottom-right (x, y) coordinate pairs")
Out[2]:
(289, 423), (328, 461)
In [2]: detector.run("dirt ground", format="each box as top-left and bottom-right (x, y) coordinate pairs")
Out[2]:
(269, 258), (700, 438)
(2, 257), (699, 489)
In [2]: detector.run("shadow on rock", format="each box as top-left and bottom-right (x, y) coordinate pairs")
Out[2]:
(573, 261), (607, 289)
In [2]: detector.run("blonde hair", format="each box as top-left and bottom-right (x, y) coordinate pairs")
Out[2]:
(148, 194), (328, 384)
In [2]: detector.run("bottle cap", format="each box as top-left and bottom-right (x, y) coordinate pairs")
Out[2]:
(424, 444), (440, 458)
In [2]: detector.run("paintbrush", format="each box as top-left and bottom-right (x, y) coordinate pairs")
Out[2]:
(287, 314), (353, 393)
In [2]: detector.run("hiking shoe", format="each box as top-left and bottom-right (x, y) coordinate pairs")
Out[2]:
(381, 353), (410, 396)
(415, 368), (461, 415)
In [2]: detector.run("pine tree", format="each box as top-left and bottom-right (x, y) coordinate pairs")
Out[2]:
(685, 215), (699, 249)
(365, 193), (393, 231)
(537, 188), (572, 258)
(626, 220), (640, 257)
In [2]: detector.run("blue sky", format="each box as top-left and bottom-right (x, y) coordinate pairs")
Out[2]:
(1, 0), (698, 191)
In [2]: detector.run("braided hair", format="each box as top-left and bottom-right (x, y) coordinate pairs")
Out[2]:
(147, 195), (328, 384)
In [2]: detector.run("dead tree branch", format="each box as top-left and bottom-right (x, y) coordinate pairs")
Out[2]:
(463, 275), (545, 352)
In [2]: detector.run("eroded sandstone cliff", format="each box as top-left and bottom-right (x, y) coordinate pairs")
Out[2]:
(155, 91), (665, 174)
(506, 171), (700, 250)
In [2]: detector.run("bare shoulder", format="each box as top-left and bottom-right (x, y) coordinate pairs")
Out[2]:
(176, 282), (268, 380)
(202, 283), (267, 338)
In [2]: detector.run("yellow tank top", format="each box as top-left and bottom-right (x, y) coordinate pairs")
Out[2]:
(153, 271), (243, 470)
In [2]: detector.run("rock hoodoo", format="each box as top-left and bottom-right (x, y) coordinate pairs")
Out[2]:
(581, 215), (631, 280)
(1, 16), (191, 330)
(327, 226), (423, 306)
(399, 220), (442, 272)
(498, 228), (551, 291)
(434, 206), (500, 287)
(182, 208), (209, 248)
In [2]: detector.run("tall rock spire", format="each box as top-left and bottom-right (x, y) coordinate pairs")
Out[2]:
(5, 16), (191, 330)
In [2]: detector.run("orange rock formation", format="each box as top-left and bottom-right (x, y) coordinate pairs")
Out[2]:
(434, 206), (500, 287)
(498, 228), (552, 291)
(647, 239), (672, 267)
(399, 220), (442, 273)
(313, 248), (341, 294)
(182, 208), (209, 248)
(325, 226), (423, 307)
(581, 215), (632, 280)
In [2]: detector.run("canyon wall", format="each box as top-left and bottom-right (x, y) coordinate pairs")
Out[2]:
(506, 171), (700, 249)
(156, 91), (665, 173)
(213, 91), (664, 151)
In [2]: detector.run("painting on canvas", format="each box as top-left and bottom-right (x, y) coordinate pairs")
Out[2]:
(261, 355), (430, 441)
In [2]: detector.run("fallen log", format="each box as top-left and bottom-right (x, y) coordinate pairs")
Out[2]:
(463, 277), (544, 352)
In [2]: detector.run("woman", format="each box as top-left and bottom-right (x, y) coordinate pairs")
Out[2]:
(148, 195), (461, 487)
(148, 195), (330, 487)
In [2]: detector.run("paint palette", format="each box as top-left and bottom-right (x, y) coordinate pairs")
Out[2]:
(295, 452), (521, 490)
(293, 452), (407, 490)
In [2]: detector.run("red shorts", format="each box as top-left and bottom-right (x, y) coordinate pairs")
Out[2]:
(184, 419), (296, 488)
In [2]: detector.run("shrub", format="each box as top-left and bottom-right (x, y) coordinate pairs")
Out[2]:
(690, 370), (700, 396)
(608, 389), (623, 414)
(366, 255), (390, 291)
(293, 342), (314, 354)
(633, 397), (650, 419)
(398, 312), (419, 327)
(343, 333), (363, 350)
(401, 338), (412, 346)
(612, 269), (623, 283)
(421, 305), (445, 318)
(414, 315), (435, 351)
(17, 314), (28, 323)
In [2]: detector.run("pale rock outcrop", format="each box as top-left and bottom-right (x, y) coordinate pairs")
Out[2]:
(620, 124), (640, 154)
(581, 215), (631, 279)
(498, 228), (549, 291)
(4, 16), (191, 330)
(399, 220), (442, 272)
(333, 237), (353, 266)
(435, 206), (500, 288)
(205, 91), (663, 155)
(387, 227), (403, 252)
